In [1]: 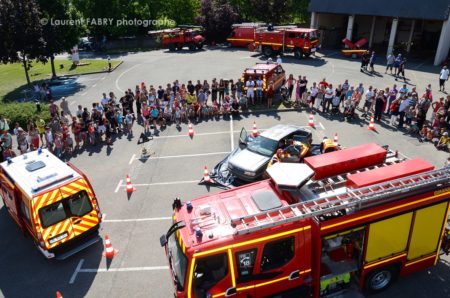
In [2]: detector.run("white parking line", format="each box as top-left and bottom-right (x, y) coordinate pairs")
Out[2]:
(69, 258), (168, 284)
(80, 92), (87, 96)
(115, 64), (140, 93)
(114, 179), (123, 193)
(230, 115), (234, 151)
(119, 180), (198, 188)
(130, 151), (229, 164)
(129, 154), (136, 165)
(79, 266), (169, 273)
(69, 258), (85, 284)
(104, 217), (171, 223)
(92, 84), (97, 88)
(319, 122), (325, 130)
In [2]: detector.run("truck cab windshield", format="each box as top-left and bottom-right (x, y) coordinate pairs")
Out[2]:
(168, 232), (188, 291)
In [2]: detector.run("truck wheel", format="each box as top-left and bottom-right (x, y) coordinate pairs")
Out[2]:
(303, 53), (311, 58)
(188, 43), (196, 51)
(263, 46), (273, 57)
(168, 44), (176, 51)
(365, 267), (398, 294)
(176, 44), (183, 51)
(294, 47), (303, 59)
(196, 42), (204, 50)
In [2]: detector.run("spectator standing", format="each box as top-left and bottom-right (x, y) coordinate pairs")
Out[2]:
(323, 84), (334, 113)
(431, 97), (445, 124)
(218, 79), (225, 103)
(310, 82), (319, 109)
(393, 54), (402, 75)
(299, 76), (308, 98)
(246, 76), (255, 105)
(385, 53), (395, 74)
(267, 81), (274, 108)
(439, 66), (450, 92)
(374, 90), (386, 121)
(287, 74), (295, 99)
(236, 79), (244, 99)
(211, 78), (218, 103)
(276, 55), (282, 65)
(395, 58), (407, 82)
(255, 76), (263, 104)
(362, 86), (375, 117)
(369, 51), (376, 73)
(60, 97), (72, 117)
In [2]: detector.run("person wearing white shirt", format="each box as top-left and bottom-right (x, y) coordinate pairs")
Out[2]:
(246, 77), (255, 105)
(362, 86), (375, 116)
(439, 66), (450, 92)
(323, 84), (334, 112)
(276, 55), (282, 65)
(310, 83), (318, 108)
(101, 93), (109, 106)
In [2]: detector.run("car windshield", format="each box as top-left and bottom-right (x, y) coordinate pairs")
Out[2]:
(247, 136), (279, 156)
(167, 232), (188, 290)
(39, 190), (93, 228)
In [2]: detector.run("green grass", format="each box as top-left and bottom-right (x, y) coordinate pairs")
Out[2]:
(0, 59), (120, 102)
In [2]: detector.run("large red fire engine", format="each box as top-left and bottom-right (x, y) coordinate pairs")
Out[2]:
(161, 143), (450, 297)
(227, 23), (267, 47)
(149, 25), (205, 51)
(251, 27), (321, 59)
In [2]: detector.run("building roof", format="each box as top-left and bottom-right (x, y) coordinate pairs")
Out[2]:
(1, 149), (81, 198)
(309, 0), (450, 21)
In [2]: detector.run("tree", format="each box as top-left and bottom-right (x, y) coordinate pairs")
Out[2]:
(198, 0), (239, 42)
(0, 0), (46, 85)
(158, 0), (200, 26)
(37, 0), (82, 77)
(249, 0), (292, 25)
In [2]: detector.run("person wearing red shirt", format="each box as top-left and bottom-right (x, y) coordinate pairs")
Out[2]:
(319, 78), (329, 89)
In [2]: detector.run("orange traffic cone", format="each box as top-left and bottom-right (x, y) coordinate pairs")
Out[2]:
(102, 234), (118, 259)
(56, 291), (63, 298)
(203, 166), (213, 183)
(308, 113), (315, 127)
(333, 133), (339, 147)
(124, 175), (136, 193)
(368, 117), (376, 131)
(252, 121), (258, 137)
(188, 122), (194, 137)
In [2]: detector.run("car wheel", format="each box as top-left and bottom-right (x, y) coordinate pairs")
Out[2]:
(263, 46), (273, 57)
(365, 266), (398, 294)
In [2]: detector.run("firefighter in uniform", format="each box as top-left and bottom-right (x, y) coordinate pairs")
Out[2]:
(268, 148), (285, 168)
(320, 136), (336, 154)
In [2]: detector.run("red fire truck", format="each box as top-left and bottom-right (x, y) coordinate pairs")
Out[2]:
(150, 25), (205, 51)
(251, 27), (321, 59)
(227, 23), (267, 47)
(161, 143), (450, 297)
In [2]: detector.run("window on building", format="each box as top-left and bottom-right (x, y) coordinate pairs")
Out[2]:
(261, 237), (295, 272)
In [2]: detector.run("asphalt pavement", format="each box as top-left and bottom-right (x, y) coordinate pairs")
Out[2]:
(0, 48), (449, 298)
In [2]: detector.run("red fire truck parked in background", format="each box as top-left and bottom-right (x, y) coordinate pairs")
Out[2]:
(227, 23), (267, 47)
(251, 27), (321, 59)
(161, 143), (450, 298)
(149, 25), (205, 51)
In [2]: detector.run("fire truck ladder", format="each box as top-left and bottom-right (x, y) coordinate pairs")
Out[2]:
(231, 167), (450, 235)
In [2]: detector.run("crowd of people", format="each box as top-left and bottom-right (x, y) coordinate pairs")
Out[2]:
(1, 65), (450, 162)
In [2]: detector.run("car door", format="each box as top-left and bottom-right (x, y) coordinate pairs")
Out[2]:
(232, 248), (258, 297)
(191, 252), (234, 298)
(239, 127), (249, 149)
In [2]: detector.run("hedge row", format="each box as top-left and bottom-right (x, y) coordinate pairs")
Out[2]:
(0, 102), (51, 131)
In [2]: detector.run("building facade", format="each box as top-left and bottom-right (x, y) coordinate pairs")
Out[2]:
(309, 0), (450, 65)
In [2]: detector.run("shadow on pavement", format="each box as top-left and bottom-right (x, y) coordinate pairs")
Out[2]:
(0, 206), (102, 298)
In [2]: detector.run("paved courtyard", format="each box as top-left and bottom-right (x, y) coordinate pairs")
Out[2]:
(0, 48), (449, 298)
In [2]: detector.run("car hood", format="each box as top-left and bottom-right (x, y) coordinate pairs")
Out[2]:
(228, 149), (271, 172)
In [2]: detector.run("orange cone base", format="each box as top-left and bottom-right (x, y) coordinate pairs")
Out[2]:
(103, 249), (119, 259)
